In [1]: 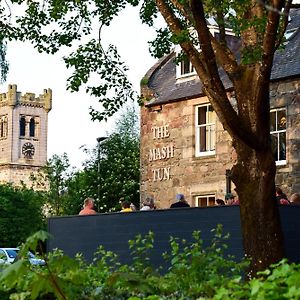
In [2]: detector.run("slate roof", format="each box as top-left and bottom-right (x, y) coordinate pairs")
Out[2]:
(145, 9), (300, 106)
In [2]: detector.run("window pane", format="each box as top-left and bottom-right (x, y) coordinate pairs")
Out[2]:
(207, 106), (215, 123)
(200, 198), (207, 207)
(20, 117), (26, 136)
(270, 111), (276, 131)
(0, 120), (3, 137)
(279, 132), (286, 160)
(200, 126), (207, 151)
(198, 106), (207, 125)
(181, 57), (190, 75)
(208, 124), (216, 151)
(29, 118), (35, 137)
(208, 197), (215, 206)
(271, 134), (279, 161)
(277, 110), (286, 130)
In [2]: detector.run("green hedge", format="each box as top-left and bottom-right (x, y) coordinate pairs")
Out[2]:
(1, 226), (299, 299)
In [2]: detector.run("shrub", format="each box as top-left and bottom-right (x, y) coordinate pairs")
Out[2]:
(0, 226), (299, 299)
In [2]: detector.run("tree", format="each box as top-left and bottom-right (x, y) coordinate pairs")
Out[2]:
(67, 105), (140, 213)
(33, 153), (75, 216)
(1, 0), (298, 274)
(0, 184), (45, 247)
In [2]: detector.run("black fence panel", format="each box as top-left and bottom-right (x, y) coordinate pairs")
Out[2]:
(47, 206), (300, 267)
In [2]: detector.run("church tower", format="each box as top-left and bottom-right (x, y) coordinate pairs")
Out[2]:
(0, 84), (52, 187)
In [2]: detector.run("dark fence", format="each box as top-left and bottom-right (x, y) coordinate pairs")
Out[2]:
(47, 206), (300, 267)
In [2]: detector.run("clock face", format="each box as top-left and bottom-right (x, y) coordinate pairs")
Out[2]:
(22, 142), (35, 158)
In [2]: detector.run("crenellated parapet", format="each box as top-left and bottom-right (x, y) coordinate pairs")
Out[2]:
(0, 84), (52, 111)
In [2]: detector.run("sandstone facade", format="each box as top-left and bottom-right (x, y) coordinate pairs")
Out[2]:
(140, 79), (300, 209)
(140, 10), (300, 208)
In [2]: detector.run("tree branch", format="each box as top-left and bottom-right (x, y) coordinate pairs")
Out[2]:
(275, 0), (293, 50)
(155, 0), (207, 81)
(169, 0), (193, 24)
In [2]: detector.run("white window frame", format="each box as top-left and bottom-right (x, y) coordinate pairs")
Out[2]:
(195, 194), (216, 207)
(195, 104), (216, 157)
(176, 26), (234, 79)
(176, 55), (196, 78)
(270, 107), (287, 166)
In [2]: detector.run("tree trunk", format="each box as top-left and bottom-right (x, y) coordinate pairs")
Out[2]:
(231, 142), (285, 277)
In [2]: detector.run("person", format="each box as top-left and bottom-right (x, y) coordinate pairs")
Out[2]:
(79, 198), (97, 215)
(216, 198), (225, 206)
(140, 196), (155, 211)
(170, 194), (190, 208)
(130, 203), (137, 211)
(225, 193), (239, 205)
(275, 187), (290, 205)
(290, 193), (300, 205)
(120, 200), (133, 212)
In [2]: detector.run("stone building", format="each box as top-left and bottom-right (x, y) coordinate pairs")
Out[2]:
(140, 9), (300, 209)
(0, 84), (52, 188)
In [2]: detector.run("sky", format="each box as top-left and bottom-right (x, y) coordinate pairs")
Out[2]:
(3, 5), (159, 168)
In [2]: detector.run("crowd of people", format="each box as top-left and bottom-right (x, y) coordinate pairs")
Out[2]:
(78, 188), (300, 215)
(275, 187), (300, 205)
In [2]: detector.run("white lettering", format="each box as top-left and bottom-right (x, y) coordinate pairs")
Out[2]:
(152, 167), (171, 181)
(151, 125), (171, 139)
(149, 144), (174, 161)
(149, 149), (156, 162)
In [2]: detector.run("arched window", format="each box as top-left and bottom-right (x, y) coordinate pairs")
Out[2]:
(4, 117), (7, 137)
(20, 116), (26, 136)
(29, 118), (35, 137)
(0, 119), (3, 137)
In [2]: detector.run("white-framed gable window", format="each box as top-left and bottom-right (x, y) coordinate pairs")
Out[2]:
(178, 55), (196, 77)
(176, 25), (234, 79)
(270, 107), (286, 166)
(195, 104), (216, 157)
(195, 194), (216, 207)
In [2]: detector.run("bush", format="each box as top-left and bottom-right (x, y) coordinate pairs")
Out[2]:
(0, 226), (299, 299)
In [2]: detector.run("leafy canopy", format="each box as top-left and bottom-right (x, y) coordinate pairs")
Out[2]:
(0, 0), (294, 123)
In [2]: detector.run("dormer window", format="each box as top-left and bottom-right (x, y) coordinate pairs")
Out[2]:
(176, 54), (196, 79)
(180, 56), (195, 76)
(176, 25), (234, 80)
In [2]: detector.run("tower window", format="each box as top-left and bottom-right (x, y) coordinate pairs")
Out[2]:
(20, 117), (26, 137)
(0, 119), (3, 137)
(29, 118), (35, 137)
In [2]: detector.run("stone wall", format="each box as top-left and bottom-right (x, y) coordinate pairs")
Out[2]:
(0, 84), (51, 190)
(0, 164), (43, 188)
(140, 78), (300, 208)
(271, 78), (300, 195)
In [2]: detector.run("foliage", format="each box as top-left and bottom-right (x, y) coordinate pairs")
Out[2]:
(0, 38), (9, 82)
(0, 184), (45, 247)
(1, 226), (300, 299)
(0, 226), (247, 299)
(31, 153), (75, 216)
(1, 0), (296, 273)
(30, 105), (140, 216)
(67, 104), (140, 213)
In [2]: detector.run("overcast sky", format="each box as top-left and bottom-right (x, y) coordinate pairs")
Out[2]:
(3, 6), (158, 168)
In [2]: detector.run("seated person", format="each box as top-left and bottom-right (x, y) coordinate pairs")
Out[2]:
(141, 196), (155, 211)
(170, 194), (190, 208)
(225, 193), (239, 205)
(290, 193), (300, 205)
(79, 198), (97, 215)
(120, 200), (133, 212)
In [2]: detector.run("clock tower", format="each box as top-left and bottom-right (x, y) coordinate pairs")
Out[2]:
(0, 84), (52, 188)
